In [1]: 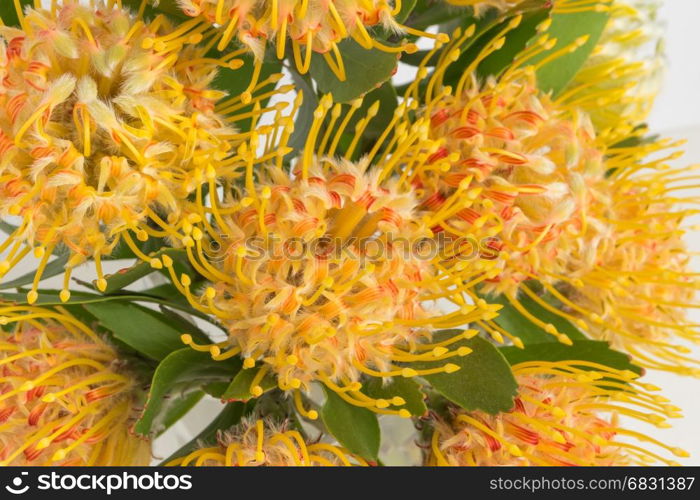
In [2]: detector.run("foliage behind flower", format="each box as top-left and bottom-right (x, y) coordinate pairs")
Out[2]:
(0, 304), (149, 466)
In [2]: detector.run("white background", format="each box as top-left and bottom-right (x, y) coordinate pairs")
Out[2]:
(638, 0), (700, 465)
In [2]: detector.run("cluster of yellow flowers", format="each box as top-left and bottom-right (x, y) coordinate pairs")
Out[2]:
(0, 0), (696, 467)
(0, 304), (149, 465)
(429, 361), (688, 466)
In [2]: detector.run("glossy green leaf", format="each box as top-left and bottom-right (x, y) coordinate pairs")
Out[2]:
(476, 1), (551, 79)
(482, 288), (587, 345)
(321, 387), (380, 461)
(360, 81), (399, 138)
(135, 348), (242, 436)
(444, 0), (550, 85)
(122, 0), (187, 20)
(212, 51), (283, 131)
(408, 0), (465, 30)
(287, 70), (318, 156)
(310, 39), (399, 102)
(396, 0), (418, 23)
(159, 402), (247, 465)
(99, 249), (187, 294)
(0, 220), (18, 235)
(104, 235), (168, 261)
(501, 339), (643, 375)
(0, 289), (107, 306)
(0, 0), (31, 27)
(157, 390), (205, 437)
(363, 377), (427, 417)
(413, 332), (517, 414)
(221, 365), (277, 402)
(84, 301), (207, 361)
(533, 0), (612, 96)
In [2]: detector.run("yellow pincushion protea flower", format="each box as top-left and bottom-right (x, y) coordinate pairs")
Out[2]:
(399, 25), (607, 344)
(168, 418), (367, 466)
(398, 23), (698, 371)
(543, 156), (700, 376)
(563, 0), (665, 144)
(176, 0), (445, 80)
(163, 94), (503, 416)
(427, 360), (688, 466)
(0, 0), (280, 303)
(0, 304), (149, 466)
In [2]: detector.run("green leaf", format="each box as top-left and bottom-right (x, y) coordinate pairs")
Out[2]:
(221, 365), (277, 402)
(99, 249), (187, 294)
(212, 50), (283, 131)
(362, 377), (427, 417)
(287, 70), (318, 156)
(0, 253), (69, 290)
(444, 0), (550, 85)
(413, 332), (518, 414)
(157, 305), (213, 342)
(134, 348), (242, 436)
(321, 387), (380, 461)
(157, 390), (205, 437)
(532, 0), (612, 96)
(476, 1), (552, 79)
(122, 0), (187, 20)
(159, 402), (247, 465)
(84, 301), (207, 361)
(361, 81), (399, 138)
(396, 0), (418, 23)
(0, 220), (18, 235)
(500, 340), (643, 375)
(0, 0), (31, 27)
(408, 0), (465, 30)
(310, 39), (399, 102)
(103, 234), (168, 261)
(482, 287), (587, 345)
(334, 81), (399, 159)
(141, 282), (209, 316)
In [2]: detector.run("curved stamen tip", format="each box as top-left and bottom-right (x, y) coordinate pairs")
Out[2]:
(26, 290), (38, 305)
(96, 278), (108, 292)
(558, 334), (573, 345)
(161, 254), (174, 268)
(444, 363), (460, 374)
